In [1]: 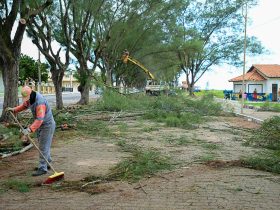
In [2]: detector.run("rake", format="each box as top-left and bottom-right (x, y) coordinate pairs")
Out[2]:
(9, 111), (64, 184)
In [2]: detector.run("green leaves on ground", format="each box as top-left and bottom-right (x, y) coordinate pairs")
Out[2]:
(247, 116), (280, 150)
(112, 141), (172, 182)
(243, 150), (280, 174)
(1, 179), (32, 193)
(244, 116), (280, 174)
(95, 90), (223, 130)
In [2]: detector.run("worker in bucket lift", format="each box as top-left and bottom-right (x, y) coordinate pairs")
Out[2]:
(6, 86), (56, 176)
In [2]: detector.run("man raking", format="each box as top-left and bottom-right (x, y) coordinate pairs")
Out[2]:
(7, 86), (56, 176)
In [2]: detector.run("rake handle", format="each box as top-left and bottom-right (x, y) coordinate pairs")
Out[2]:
(9, 111), (57, 173)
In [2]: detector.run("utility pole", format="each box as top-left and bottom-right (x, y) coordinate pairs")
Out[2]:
(241, 1), (248, 114)
(38, 50), (41, 93)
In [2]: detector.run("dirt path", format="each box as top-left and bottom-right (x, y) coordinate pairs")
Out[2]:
(1, 115), (280, 209)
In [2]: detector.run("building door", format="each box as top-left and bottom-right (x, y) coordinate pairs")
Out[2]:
(272, 84), (278, 102)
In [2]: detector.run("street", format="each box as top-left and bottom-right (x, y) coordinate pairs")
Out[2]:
(0, 92), (99, 114)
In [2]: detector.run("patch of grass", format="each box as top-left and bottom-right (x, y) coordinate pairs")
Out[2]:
(167, 136), (192, 146)
(198, 154), (216, 162)
(117, 122), (128, 132)
(245, 101), (280, 112)
(200, 142), (221, 150)
(2, 179), (32, 193)
(117, 139), (139, 153)
(110, 149), (172, 182)
(242, 150), (280, 174)
(194, 90), (224, 99)
(142, 126), (159, 132)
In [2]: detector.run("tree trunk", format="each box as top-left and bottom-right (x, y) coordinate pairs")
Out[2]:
(51, 70), (64, 110)
(188, 84), (194, 96)
(0, 60), (19, 122)
(106, 67), (112, 86)
(78, 80), (90, 105)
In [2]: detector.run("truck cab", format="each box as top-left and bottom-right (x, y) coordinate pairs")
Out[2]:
(145, 80), (169, 96)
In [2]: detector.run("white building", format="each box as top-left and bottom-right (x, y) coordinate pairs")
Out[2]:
(229, 64), (280, 101)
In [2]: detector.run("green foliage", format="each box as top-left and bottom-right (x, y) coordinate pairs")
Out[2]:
(94, 90), (151, 112)
(244, 102), (280, 112)
(200, 142), (221, 150)
(198, 154), (216, 162)
(77, 120), (112, 137)
(142, 126), (159, 132)
(95, 90), (222, 129)
(94, 90), (130, 112)
(111, 147), (172, 182)
(167, 136), (192, 146)
(2, 179), (31, 193)
(19, 54), (49, 85)
(169, 0), (264, 94)
(0, 124), (22, 153)
(247, 116), (280, 150)
(243, 150), (280, 174)
(144, 94), (222, 128)
(194, 94), (223, 116)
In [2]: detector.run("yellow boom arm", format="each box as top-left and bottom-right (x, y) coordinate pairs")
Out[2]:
(122, 52), (155, 80)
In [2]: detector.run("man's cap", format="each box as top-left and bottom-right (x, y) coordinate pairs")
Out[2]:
(21, 86), (32, 102)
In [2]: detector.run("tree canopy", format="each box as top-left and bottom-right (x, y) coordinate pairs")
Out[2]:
(19, 54), (49, 85)
(169, 0), (264, 94)
(1, 0), (266, 118)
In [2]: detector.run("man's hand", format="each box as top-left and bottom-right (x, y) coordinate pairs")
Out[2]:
(21, 128), (31, 136)
(6, 107), (14, 112)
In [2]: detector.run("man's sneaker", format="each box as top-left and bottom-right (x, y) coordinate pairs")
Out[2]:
(32, 169), (47, 176)
(34, 166), (51, 171)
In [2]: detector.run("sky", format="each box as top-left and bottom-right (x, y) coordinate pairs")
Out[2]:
(21, 0), (280, 90)
(191, 0), (280, 90)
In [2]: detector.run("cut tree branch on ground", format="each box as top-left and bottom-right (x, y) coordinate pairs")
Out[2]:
(134, 182), (148, 194)
(1, 144), (33, 158)
(81, 180), (102, 188)
(74, 112), (145, 121)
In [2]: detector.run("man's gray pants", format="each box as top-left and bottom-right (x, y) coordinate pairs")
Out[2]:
(37, 120), (55, 172)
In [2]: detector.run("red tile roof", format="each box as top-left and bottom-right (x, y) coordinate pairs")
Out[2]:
(229, 64), (280, 82)
(229, 68), (266, 82)
(253, 64), (280, 77)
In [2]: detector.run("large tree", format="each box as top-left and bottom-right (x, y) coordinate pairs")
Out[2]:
(0, 0), (52, 121)
(26, 0), (71, 109)
(99, 0), (185, 88)
(173, 0), (264, 95)
(57, 0), (106, 105)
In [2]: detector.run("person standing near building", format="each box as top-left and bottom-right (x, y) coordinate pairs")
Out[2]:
(238, 90), (242, 100)
(6, 86), (56, 176)
(253, 88), (258, 101)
